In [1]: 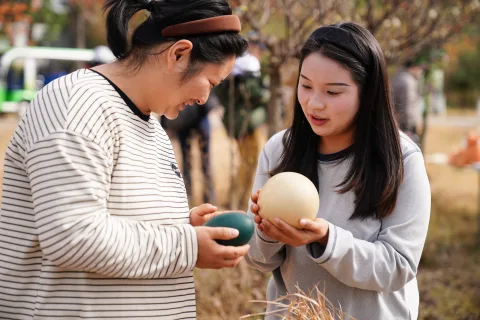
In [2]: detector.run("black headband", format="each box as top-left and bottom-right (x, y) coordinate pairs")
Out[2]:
(308, 26), (365, 63)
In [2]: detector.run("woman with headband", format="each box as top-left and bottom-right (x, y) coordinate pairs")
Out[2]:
(246, 22), (431, 319)
(0, 0), (249, 319)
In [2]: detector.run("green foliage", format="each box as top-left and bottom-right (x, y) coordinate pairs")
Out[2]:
(30, 0), (69, 44)
(446, 47), (480, 93)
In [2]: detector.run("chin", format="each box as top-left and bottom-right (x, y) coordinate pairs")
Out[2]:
(308, 123), (330, 137)
(164, 109), (180, 120)
(312, 129), (331, 137)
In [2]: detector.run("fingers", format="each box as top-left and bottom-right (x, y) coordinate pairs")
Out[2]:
(220, 244), (250, 260)
(254, 214), (262, 224)
(222, 256), (245, 268)
(299, 218), (328, 237)
(217, 210), (247, 215)
(299, 218), (320, 231)
(251, 189), (261, 205)
(195, 203), (217, 216)
(207, 227), (239, 240)
(212, 256), (245, 269)
(196, 227), (250, 270)
(213, 244), (249, 269)
(260, 219), (284, 241)
(250, 203), (259, 215)
(204, 210), (246, 224)
(250, 190), (262, 215)
(273, 218), (298, 237)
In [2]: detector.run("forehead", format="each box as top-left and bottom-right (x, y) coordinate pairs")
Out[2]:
(301, 53), (353, 83)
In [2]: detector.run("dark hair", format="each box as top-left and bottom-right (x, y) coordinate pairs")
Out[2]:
(403, 60), (415, 68)
(271, 22), (403, 220)
(104, 0), (248, 77)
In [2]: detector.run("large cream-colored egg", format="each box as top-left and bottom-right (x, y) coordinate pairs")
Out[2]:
(257, 172), (319, 229)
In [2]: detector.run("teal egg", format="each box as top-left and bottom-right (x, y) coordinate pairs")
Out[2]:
(204, 212), (255, 246)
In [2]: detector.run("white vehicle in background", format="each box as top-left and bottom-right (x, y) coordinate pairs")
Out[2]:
(0, 45), (115, 117)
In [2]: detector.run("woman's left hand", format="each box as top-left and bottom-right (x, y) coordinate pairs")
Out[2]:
(189, 204), (218, 227)
(190, 204), (247, 227)
(259, 217), (330, 247)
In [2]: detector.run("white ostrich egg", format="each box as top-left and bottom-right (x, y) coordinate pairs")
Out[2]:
(257, 172), (319, 229)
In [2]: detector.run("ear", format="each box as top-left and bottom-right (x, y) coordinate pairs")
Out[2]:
(166, 40), (193, 71)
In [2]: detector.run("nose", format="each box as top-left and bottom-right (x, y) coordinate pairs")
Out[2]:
(309, 94), (326, 110)
(196, 93), (210, 105)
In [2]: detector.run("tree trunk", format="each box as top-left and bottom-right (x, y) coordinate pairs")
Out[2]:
(228, 75), (237, 209)
(267, 64), (285, 137)
(75, 5), (86, 69)
(419, 92), (430, 152)
(76, 6), (86, 49)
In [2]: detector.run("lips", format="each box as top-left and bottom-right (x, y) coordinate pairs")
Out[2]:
(310, 115), (329, 126)
(178, 101), (193, 110)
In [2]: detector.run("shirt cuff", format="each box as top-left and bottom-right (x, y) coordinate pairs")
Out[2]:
(184, 224), (199, 271)
(306, 222), (338, 264)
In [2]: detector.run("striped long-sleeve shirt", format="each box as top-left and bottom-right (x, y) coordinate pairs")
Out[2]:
(0, 69), (198, 319)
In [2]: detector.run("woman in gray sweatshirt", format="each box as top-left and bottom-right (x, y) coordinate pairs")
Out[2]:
(246, 22), (430, 320)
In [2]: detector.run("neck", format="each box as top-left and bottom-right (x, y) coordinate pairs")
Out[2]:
(92, 61), (162, 116)
(318, 131), (354, 154)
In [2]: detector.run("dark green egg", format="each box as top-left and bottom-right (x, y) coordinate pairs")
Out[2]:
(204, 212), (255, 246)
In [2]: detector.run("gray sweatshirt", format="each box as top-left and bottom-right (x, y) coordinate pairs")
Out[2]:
(245, 130), (431, 320)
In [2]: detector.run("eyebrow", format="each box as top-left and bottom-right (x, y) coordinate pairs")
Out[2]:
(300, 74), (350, 86)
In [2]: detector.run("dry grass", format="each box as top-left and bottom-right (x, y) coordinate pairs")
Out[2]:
(423, 125), (480, 214)
(241, 285), (354, 320)
(444, 108), (477, 117)
(418, 122), (480, 320)
(194, 262), (268, 320)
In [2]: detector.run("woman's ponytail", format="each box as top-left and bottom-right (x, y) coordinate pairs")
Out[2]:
(104, 0), (149, 59)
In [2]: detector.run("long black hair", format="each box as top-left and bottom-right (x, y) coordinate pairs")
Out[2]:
(104, 0), (248, 77)
(271, 22), (403, 220)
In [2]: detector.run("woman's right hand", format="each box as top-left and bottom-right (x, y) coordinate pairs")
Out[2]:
(250, 189), (262, 225)
(194, 226), (250, 269)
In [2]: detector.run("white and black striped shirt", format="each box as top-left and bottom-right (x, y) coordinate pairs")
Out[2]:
(0, 69), (198, 319)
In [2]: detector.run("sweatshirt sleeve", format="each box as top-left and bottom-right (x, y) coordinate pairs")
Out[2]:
(244, 148), (286, 273)
(25, 130), (198, 278)
(306, 151), (431, 292)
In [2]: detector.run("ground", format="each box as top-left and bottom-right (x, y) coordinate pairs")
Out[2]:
(1, 111), (479, 319)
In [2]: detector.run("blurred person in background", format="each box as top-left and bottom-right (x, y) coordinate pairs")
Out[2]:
(161, 93), (220, 205)
(86, 45), (117, 68)
(215, 34), (269, 208)
(392, 59), (426, 144)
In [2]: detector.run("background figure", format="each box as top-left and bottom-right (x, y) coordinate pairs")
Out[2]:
(429, 67), (447, 116)
(86, 45), (116, 68)
(391, 59), (425, 144)
(215, 37), (269, 209)
(161, 94), (219, 204)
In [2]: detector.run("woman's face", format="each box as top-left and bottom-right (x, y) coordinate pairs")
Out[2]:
(158, 42), (235, 119)
(297, 52), (360, 142)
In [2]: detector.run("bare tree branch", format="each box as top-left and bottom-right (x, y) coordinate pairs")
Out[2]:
(227, 0), (479, 136)
(370, 0), (401, 33)
(365, 0), (375, 31)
